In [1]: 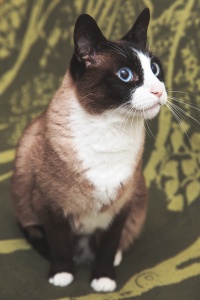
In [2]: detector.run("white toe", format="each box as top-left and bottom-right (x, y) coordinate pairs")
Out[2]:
(91, 277), (117, 292)
(114, 250), (122, 267)
(49, 272), (74, 287)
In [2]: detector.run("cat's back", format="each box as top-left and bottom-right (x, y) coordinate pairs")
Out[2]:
(14, 114), (45, 170)
(12, 114), (46, 226)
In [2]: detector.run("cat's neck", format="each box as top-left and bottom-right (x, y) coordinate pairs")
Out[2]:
(47, 72), (145, 155)
(68, 94), (145, 152)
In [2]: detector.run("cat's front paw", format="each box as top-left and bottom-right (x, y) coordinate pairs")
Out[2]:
(91, 277), (117, 292)
(49, 272), (74, 287)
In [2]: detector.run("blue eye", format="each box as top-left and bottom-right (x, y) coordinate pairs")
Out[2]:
(151, 62), (160, 76)
(117, 67), (133, 82)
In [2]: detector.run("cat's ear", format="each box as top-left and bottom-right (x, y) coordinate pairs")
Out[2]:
(121, 8), (150, 49)
(74, 14), (106, 66)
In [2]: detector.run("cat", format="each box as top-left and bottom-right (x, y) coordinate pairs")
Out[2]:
(12, 8), (167, 292)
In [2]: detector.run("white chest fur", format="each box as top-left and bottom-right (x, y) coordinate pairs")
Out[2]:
(80, 211), (114, 234)
(69, 99), (144, 211)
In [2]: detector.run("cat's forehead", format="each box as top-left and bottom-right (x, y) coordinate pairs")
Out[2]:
(102, 41), (151, 67)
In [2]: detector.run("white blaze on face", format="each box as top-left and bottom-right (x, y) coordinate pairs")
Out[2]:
(131, 51), (167, 119)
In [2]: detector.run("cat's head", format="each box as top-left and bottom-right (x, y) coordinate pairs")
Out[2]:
(70, 8), (167, 119)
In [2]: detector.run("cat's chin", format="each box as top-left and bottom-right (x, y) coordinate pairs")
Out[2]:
(135, 103), (161, 120)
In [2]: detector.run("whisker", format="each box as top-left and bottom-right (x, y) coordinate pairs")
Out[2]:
(106, 46), (125, 57)
(143, 113), (151, 139)
(104, 42), (127, 58)
(88, 101), (133, 138)
(112, 43), (127, 57)
(121, 106), (136, 134)
(166, 102), (181, 121)
(167, 102), (186, 124)
(149, 47), (160, 56)
(117, 107), (132, 133)
(106, 98), (134, 129)
(168, 96), (200, 112)
(169, 102), (200, 127)
(146, 119), (158, 141)
(148, 41), (151, 52)
(108, 101), (130, 118)
(136, 114), (139, 139)
(123, 43), (132, 60)
(130, 107), (136, 147)
(167, 89), (198, 98)
(144, 121), (151, 138)
(148, 44), (169, 58)
(142, 107), (149, 137)
(166, 103), (191, 145)
(167, 101), (191, 123)
(142, 107), (158, 141)
(130, 110), (134, 148)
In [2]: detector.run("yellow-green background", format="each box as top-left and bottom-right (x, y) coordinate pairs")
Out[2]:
(0, 0), (200, 299)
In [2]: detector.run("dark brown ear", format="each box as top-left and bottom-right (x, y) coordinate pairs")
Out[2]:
(121, 8), (150, 49)
(74, 14), (106, 66)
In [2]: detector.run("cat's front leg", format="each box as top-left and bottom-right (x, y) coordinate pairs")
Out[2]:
(91, 207), (129, 292)
(40, 206), (75, 287)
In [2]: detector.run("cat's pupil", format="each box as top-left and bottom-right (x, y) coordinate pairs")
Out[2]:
(151, 62), (160, 76)
(151, 64), (157, 74)
(117, 67), (133, 82)
(120, 69), (129, 80)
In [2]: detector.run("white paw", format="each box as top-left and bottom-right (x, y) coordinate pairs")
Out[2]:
(114, 250), (122, 267)
(49, 272), (74, 287)
(91, 277), (117, 292)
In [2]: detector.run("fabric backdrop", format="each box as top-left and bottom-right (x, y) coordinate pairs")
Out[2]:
(0, 0), (200, 299)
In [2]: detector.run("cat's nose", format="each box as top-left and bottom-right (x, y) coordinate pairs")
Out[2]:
(150, 86), (163, 98)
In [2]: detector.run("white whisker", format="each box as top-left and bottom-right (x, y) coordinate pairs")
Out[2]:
(146, 119), (158, 141)
(168, 102), (189, 123)
(120, 106), (135, 134)
(167, 89), (198, 98)
(169, 102), (200, 127)
(142, 111), (151, 138)
(168, 96), (200, 112)
(130, 107), (136, 148)
(117, 107), (132, 134)
(142, 107), (158, 141)
(108, 101), (130, 119)
(166, 103), (191, 145)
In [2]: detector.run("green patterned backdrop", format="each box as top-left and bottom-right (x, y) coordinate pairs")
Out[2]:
(0, 0), (200, 299)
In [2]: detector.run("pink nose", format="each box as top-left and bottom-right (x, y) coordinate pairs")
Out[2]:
(150, 86), (163, 98)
